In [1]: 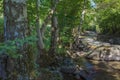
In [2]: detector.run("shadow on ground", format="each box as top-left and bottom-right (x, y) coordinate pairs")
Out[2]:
(89, 60), (120, 80)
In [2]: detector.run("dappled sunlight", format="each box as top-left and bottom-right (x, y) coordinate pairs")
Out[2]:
(0, 0), (120, 80)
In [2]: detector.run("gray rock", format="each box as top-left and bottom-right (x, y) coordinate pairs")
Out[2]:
(86, 45), (120, 61)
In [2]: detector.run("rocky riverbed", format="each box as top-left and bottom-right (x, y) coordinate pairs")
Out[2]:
(69, 31), (120, 80)
(74, 31), (120, 61)
(37, 31), (120, 80)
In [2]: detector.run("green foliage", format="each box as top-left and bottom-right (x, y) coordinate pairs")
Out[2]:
(80, 9), (96, 31)
(0, 0), (3, 42)
(0, 18), (3, 31)
(99, 12), (120, 35)
(1, 0), (120, 79)
(57, 0), (84, 53)
(0, 36), (38, 58)
(81, 0), (120, 35)
(27, 0), (50, 26)
(27, 0), (92, 55)
(44, 25), (51, 50)
(95, 0), (120, 35)
(0, 0), (3, 14)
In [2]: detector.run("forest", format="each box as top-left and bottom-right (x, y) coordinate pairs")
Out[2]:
(0, 0), (120, 80)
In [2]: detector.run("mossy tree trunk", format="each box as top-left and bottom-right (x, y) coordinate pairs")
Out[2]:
(3, 0), (32, 79)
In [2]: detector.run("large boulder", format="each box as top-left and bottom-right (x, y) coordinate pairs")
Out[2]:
(86, 45), (120, 61)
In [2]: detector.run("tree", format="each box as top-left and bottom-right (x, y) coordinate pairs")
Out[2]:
(49, 0), (59, 55)
(3, 0), (32, 79)
(90, 0), (120, 35)
(77, 0), (86, 34)
(36, 0), (44, 52)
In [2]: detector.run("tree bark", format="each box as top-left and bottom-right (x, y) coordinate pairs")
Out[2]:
(77, 0), (86, 36)
(36, 0), (44, 51)
(40, 10), (53, 38)
(3, 0), (31, 79)
(49, 0), (59, 55)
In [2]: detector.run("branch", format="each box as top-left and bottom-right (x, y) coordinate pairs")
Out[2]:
(40, 0), (60, 38)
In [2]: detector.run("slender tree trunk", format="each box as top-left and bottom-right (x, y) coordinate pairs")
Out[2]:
(36, 0), (44, 51)
(3, 0), (31, 79)
(50, 15), (58, 54)
(40, 0), (59, 38)
(49, 0), (59, 55)
(77, 0), (86, 37)
(36, 0), (45, 70)
(40, 10), (53, 38)
(73, 0), (86, 49)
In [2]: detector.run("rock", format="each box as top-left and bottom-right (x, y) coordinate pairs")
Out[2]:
(74, 70), (88, 80)
(74, 31), (120, 61)
(60, 58), (77, 74)
(60, 65), (77, 74)
(86, 45), (120, 61)
(109, 38), (120, 45)
(72, 38), (89, 52)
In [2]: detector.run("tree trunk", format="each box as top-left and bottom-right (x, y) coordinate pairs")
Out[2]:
(36, 0), (44, 51)
(77, 0), (86, 37)
(40, 0), (59, 38)
(40, 10), (53, 38)
(3, 0), (31, 79)
(49, 0), (59, 55)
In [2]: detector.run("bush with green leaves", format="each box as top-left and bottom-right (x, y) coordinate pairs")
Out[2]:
(99, 12), (120, 35)
(0, 36), (38, 58)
